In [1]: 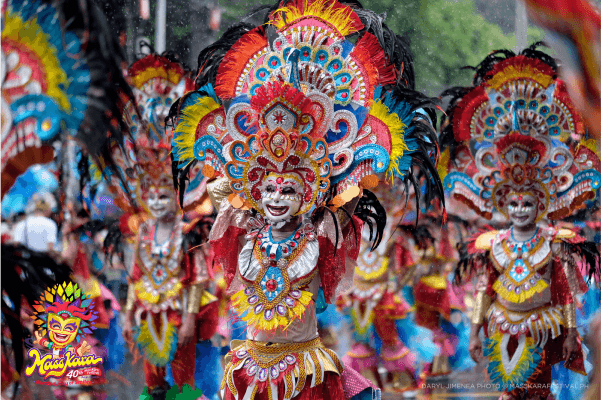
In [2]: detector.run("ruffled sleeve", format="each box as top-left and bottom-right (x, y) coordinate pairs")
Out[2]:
(208, 202), (252, 289)
(315, 212), (363, 303)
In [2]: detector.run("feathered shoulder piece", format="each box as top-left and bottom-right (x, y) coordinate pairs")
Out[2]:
(1, 0), (133, 199)
(454, 226), (497, 283)
(439, 43), (600, 221)
(550, 227), (601, 285)
(171, 0), (444, 218)
(473, 230), (499, 252)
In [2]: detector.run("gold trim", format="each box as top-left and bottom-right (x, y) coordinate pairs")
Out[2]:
(554, 228), (576, 242)
(346, 350), (376, 358)
(471, 291), (491, 325)
(125, 284), (136, 312)
(420, 274), (447, 290)
(186, 284), (202, 314)
(381, 348), (410, 362)
(310, 350), (323, 385)
(223, 338), (342, 399)
(563, 303), (577, 329)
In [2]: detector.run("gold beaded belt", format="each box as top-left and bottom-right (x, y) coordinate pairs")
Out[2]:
(222, 338), (343, 400)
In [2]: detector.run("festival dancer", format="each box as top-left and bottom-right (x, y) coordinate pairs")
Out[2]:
(340, 184), (418, 392)
(169, 1), (444, 398)
(439, 43), (601, 400)
(413, 238), (454, 377)
(94, 54), (218, 400)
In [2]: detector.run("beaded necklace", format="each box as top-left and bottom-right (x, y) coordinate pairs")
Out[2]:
(508, 227), (541, 255)
(256, 221), (316, 268)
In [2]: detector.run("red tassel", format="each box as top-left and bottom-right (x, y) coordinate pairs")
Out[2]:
(439, 226), (454, 261)
(215, 27), (268, 99)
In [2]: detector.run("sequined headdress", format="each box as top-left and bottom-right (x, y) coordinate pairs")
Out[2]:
(1, 0), (132, 199)
(97, 54), (195, 214)
(171, 0), (443, 216)
(439, 44), (600, 220)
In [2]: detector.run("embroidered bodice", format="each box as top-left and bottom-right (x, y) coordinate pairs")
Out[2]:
(232, 222), (320, 343)
(490, 227), (553, 311)
(133, 218), (186, 312)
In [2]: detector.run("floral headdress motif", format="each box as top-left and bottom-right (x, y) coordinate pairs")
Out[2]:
(226, 82), (331, 215)
(440, 44), (600, 220)
(172, 0), (443, 215)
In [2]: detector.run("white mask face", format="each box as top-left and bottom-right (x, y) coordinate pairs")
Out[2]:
(507, 193), (538, 228)
(147, 187), (177, 220)
(260, 175), (302, 224)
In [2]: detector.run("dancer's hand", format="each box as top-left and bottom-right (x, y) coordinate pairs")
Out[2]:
(122, 312), (134, 345)
(469, 332), (483, 362)
(178, 313), (195, 347)
(563, 328), (579, 364)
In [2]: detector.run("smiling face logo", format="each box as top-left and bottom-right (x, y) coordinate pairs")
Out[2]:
(32, 282), (97, 352)
(47, 312), (82, 347)
(26, 282), (105, 382)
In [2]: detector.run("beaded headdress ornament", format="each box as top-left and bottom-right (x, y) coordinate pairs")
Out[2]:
(100, 54), (195, 214)
(440, 45), (600, 220)
(172, 0), (443, 216)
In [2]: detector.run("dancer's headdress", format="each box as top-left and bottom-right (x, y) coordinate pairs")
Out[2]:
(440, 44), (600, 220)
(172, 0), (443, 219)
(1, 0), (132, 198)
(95, 54), (196, 215)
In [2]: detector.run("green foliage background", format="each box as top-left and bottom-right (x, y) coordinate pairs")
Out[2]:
(359, 0), (544, 95)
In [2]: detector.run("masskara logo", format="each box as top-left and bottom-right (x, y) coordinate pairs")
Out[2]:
(26, 282), (103, 382)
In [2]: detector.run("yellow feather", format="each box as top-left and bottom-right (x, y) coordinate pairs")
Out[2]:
(487, 64), (554, 90)
(270, 0), (361, 37)
(130, 67), (184, 89)
(369, 99), (409, 180)
(173, 96), (221, 164)
(578, 138), (600, 158)
(231, 288), (313, 332)
(438, 148), (450, 184)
